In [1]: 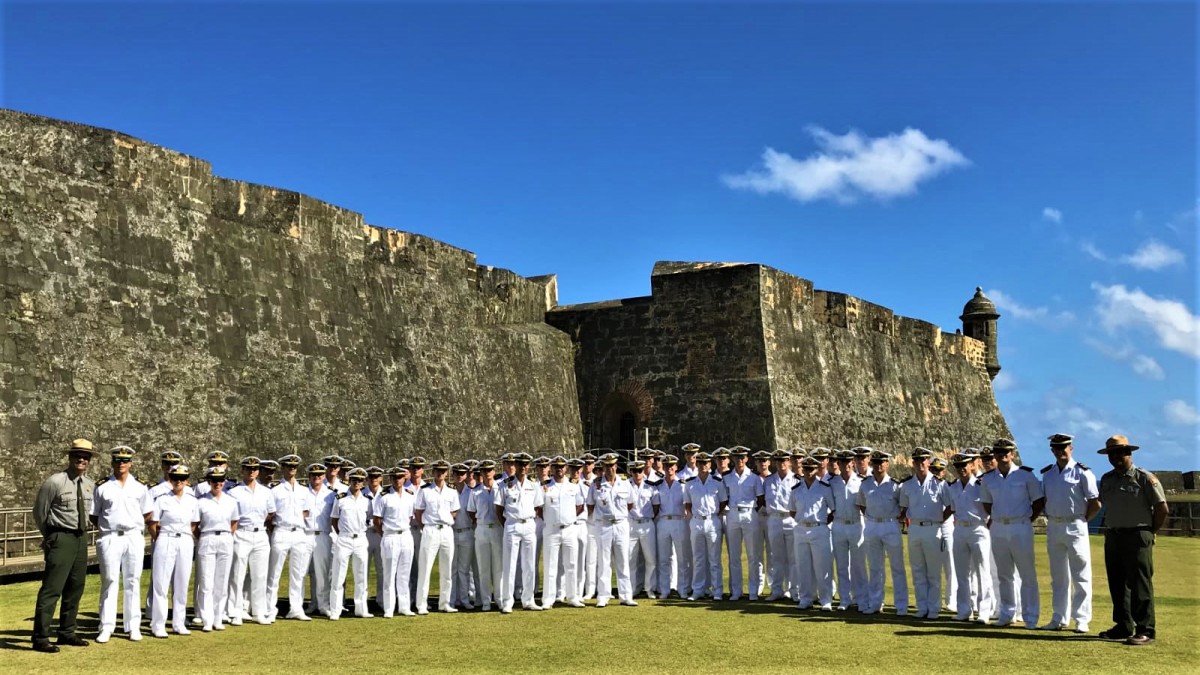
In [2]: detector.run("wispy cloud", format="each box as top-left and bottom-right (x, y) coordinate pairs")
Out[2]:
(1084, 338), (1166, 380)
(991, 371), (1018, 392)
(1042, 207), (1062, 223)
(1164, 399), (1200, 426)
(988, 289), (1076, 325)
(1079, 239), (1185, 270)
(722, 126), (969, 204)
(1122, 240), (1185, 270)
(1093, 283), (1200, 359)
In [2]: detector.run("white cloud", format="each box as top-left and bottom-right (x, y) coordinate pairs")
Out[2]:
(722, 126), (969, 204)
(991, 371), (1018, 392)
(1093, 283), (1200, 359)
(1083, 338), (1166, 380)
(1130, 354), (1166, 380)
(1081, 241), (1108, 262)
(1042, 207), (1062, 223)
(988, 289), (1076, 325)
(1121, 239), (1185, 271)
(1164, 399), (1200, 426)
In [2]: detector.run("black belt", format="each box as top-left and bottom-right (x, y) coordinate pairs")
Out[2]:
(162, 532), (187, 538)
(47, 526), (84, 536)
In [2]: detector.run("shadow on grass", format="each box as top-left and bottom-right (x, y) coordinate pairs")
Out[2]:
(655, 597), (1101, 642)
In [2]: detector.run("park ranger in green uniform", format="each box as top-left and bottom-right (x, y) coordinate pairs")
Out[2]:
(1096, 435), (1168, 646)
(31, 439), (98, 653)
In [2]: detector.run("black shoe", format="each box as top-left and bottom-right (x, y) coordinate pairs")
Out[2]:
(57, 635), (89, 647)
(1099, 627), (1132, 641)
(1125, 634), (1155, 646)
(32, 641), (60, 654)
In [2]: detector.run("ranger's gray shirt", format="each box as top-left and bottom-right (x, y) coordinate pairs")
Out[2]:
(33, 470), (96, 535)
(1099, 463), (1166, 529)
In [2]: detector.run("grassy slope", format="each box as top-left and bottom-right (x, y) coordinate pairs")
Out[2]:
(0, 535), (1196, 674)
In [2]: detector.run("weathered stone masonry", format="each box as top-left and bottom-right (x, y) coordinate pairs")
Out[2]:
(0, 110), (582, 508)
(0, 110), (1012, 508)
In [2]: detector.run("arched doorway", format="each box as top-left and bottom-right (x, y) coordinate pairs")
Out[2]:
(598, 394), (638, 449)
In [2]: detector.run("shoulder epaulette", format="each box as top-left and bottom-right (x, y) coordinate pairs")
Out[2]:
(791, 482), (803, 490)
(1019, 466), (1034, 472)
(720, 469), (732, 476)
(819, 480), (830, 487)
(680, 476), (694, 483)
(569, 478), (578, 484)
(1041, 464), (1053, 474)
(506, 476), (516, 486)
(335, 492), (347, 499)
(268, 480), (280, 488)
(712, 475), (723, 482)
(898, 476), (913, 483)
(97, 477), (109, 485)
(1077, 463), (1089, 471)
(647, 479), (662, 487)
(385, 487), (395, 494)
(856, 472), (868, 479)
(421, 482), (435, 488)
(981, 469), (996, 476)
(542, 479), (552, 486)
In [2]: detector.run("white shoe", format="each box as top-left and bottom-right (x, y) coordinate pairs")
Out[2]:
(288, 613), (312, 621)
(95, 630), (111, 644)
(417, 608), (429, 615)
(213, 624), (225, 631)
(152, 630), (168, 639)
(191, 617), (204, 626)
(202, 626), (213, 633)
(568, 600), (585, 608)
(620, 600), (638, 607)
(382, 613), (393, 619)
(596, 600), (608, 608)
(976, 617), (991, 625)
(399, 610), (416, 617)
(128, 630), (142, 642)
(355, 612), (374, 619)
(522, 603), (543, 611)
(328, 614), (340, 621)
(174, 627), (191, 636)
(442, 607), (458, 613)
(229, 617), (243, 626)
(254, 617), (271, 625)
(1074, 622), (1089, 634)
(1039, 622), (1065, 631)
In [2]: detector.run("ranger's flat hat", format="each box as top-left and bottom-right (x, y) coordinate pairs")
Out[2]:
(205, 465), (228, 479)
(992, 439), (1017, 453)
(681, 443), (700, 453)
(240, 456), (262, 469)
(278, 454), (303, 467)
(1048, 433), (1074, 447)
(160, 450), (183, 464)
(167, 463), (191, 478)
(307, 463), (326, 475)
(1098, 434), (1139, 454)
(68, 438), (98, 456)
(110, 445), (135, 460)
(911, 447), (933, 460)
(206, 449), (230, 463)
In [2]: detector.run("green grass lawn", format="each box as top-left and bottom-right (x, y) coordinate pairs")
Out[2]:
(1, 535), (1197, 673)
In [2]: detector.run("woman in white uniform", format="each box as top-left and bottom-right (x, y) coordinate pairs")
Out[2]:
(329, 467), (373, 620)
(373, 466), (416, 617)
(148, 464), (200, 637)
(196, 465), (239, 631)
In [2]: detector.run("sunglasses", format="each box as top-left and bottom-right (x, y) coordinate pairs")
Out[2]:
(112, 458), (132, 464)
(207, 478), (224, 483)
(170, 476), (189, 482)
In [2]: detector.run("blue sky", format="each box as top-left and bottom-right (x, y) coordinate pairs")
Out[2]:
(3, 1), (1196, 471)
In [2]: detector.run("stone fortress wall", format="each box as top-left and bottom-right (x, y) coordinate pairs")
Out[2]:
(0, 110), (582, 508)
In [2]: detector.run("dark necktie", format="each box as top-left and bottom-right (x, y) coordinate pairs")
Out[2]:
(76, 478), (86, 531)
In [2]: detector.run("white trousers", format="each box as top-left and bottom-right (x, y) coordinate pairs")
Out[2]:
(690, 516), (724, 598)
(952, 523), (994, 621)
(766, 515), (797, 597)
(908, 523), (944, 617)
(97, 531), (145, 633)
(756, 510), (771, 593)
(831, 520), (866, 608)
(655, 517), (688, 596)
(941, 523), (957, 609)
(581, 519), (599, 598)
(725, 508), (761, 598)
(863, 521), (908, 613)
(542, 522), (582, 606)
(307, 533), (332, 615)
(451, 529), (476, 607)
(793, 524), (833, 607)
(500, 520), (538, 610)
(330, 533), (369, 618)
(267, 528), (313, 617)
(379, 530), (414, 616)
(1046, 519), (1092, 625)
(417, 525), (455, 612)
(628, 520), (657, 595)
(367, 529), (383, 603)
(596, 519), (631, 602)
(195, 532), (233, 629)
(474, 524), (503, 609)
(992, 521), (1039, 625)
(227, 529), (270, 621)
(149, 534), (194, 634)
